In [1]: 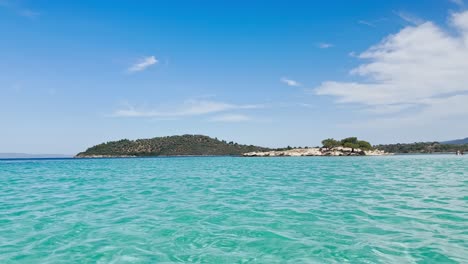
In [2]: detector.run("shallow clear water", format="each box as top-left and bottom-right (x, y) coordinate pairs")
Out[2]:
(0, 155), (467, 263)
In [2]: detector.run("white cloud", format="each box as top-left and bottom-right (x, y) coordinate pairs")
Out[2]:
(113, 99), (262, 118)
(315, 11), (468, 122)
(210, 114), (252, 122)
(452, 10), (468, 32)
(280, 77), (301, 87)
(395, 11), (424, 25)
(128, 56), (158, 73)
(318, 43), (334, 49)
(449, 0), (464, 6)
(361, 104), (416, 115)
(351, 94), (468, 130)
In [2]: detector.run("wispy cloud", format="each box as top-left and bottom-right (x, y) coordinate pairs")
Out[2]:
(358, 20), (376, 27)
(210, 114), (252, 122)
(113, 99), (263, 118)
(280, 77), (301, 87)
(346, 95), (468, 134)
(297, 103), (316, 109)
(449, 0), (464, 6)
(0, 0), (40, 18)
(127, 56), (158, 73)
(318, 43), (334, 49)
(357, 18), (388, 28)
(315, 11), (468, 123)
(348, 51), (358, 57)
(395, 11), (424, 25)
(360, 104), (416, 115)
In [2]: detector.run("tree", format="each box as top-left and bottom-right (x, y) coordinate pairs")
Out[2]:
(341, 137), (358, 145)
(343, 142), (359, 149)
(357, 140), (372, 150)
(322, 138), (340, 148)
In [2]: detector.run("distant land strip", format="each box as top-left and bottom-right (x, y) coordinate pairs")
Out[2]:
(75, 135), (468, 158)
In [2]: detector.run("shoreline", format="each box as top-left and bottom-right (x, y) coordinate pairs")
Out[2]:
(1, 152), (464, 161)
(243, 147), (390, 157)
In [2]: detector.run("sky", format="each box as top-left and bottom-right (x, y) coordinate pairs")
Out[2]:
(1, 0), (468, 154)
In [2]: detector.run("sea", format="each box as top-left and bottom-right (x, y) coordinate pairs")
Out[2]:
(0, 155), (467, 263)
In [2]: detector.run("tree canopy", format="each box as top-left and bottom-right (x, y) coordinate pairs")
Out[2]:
(77, 135), (270, 157)
(321, 137), (373, 150)
(321, 138), (340, 148)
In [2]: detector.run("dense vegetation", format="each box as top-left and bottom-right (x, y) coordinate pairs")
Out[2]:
(320, 137), (468, 153)
(442, 137), (468, 145)
(375, 142), (468, 154)
(76, 135), (271, 157)
(77, 134), (468, 157)
(321, 137), (373, 150)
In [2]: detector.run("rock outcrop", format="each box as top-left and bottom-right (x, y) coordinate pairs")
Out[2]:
(243, 147), (388, 157)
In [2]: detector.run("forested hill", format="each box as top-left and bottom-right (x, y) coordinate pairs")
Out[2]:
(375, 142), (468, 154)
(76, 135), (271, 157)
(442, 137), (468, 145)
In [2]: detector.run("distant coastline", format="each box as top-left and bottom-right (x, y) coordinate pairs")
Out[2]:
(0, 153), (72, 159)
(375, 142), (468, 154)
(3, 136), (466, 159)
(75, 135), (387, 158)
(75, 135), (468, 158)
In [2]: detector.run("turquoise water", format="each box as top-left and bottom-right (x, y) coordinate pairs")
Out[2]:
(0, 156), (467, 263)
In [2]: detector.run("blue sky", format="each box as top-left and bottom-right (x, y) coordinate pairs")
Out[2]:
(1, 0), (468, 154)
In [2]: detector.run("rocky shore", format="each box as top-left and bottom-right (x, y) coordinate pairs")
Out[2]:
(243, 147), (388, 157)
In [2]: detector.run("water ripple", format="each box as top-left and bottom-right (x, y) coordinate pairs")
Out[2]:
(0, 155), (467, 263)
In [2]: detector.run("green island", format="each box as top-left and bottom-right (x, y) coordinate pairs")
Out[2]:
(76, 135), (468, 157)
(75, 135), (270, 157)
(76, 135), (379, 157)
